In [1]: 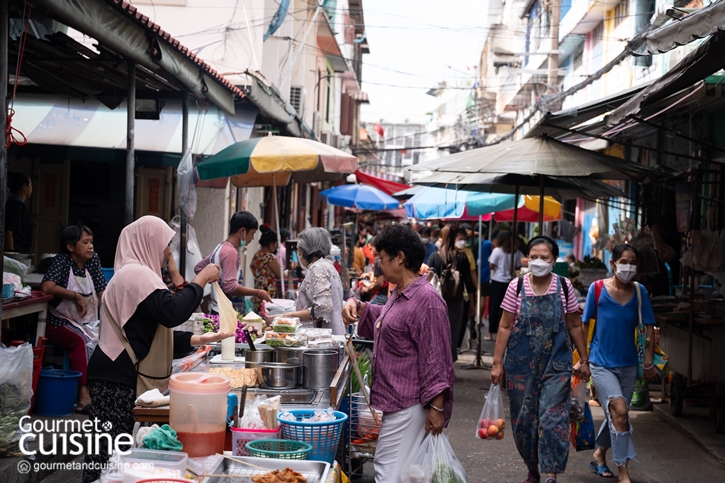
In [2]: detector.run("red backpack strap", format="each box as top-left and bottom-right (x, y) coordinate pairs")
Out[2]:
(593, 279), (604, 321)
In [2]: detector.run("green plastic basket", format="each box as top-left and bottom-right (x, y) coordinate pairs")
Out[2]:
(245, 439), (312, 460)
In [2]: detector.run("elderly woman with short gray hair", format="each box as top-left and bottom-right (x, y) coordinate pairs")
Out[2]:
(277, 227), (345, 334)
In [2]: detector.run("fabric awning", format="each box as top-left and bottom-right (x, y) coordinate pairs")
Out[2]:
(13, 94), (258, 155)
(639, 0), (725, 55)
(607, 31), (725, 127)
(354, 169), (410, 196)
(525, 83), (650, 139)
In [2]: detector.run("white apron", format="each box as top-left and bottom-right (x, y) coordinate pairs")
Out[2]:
(48, 266), (101, 357)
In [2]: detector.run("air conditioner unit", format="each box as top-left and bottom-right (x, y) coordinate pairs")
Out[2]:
(289, 86), (306, 118)
(330, 134), (340, 148)
(320, 132), (329, 145)
(339, 135), (351, 150)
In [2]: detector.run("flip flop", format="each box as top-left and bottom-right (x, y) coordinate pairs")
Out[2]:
(589, 462), (615, 478)
(76, 404), (91, 415)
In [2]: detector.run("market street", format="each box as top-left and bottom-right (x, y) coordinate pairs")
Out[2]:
(353, 341), (725, 483)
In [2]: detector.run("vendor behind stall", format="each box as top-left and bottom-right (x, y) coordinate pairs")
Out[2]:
(195, 210), (271, 314)
(277, 227), (345, 335)
(41, 225), (106, 413)
(83, 216), (230, 483)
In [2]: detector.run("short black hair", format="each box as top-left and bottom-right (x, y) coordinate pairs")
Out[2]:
(280, 228), (291, 243)
(454, 227), (468, 238)
(421, 227), (432, 237)
(460, 223), (472, 231)
(372, 224), (426, 272)
(8, 172), (30, 193)
(60, 225), (93, 254)
(612, 243), (638, 262)
(527, 235), (559, 258)
(229, 211), (258, 235)
(258, 224), (278, 247)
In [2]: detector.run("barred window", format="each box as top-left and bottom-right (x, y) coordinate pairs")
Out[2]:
(614, 1), (629, 28)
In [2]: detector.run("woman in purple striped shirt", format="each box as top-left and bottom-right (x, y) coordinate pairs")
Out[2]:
(343, 224), (456, 483)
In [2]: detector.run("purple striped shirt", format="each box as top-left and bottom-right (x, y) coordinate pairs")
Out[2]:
(358, 275), (455, 424)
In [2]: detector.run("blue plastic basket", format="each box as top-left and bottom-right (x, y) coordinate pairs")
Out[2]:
(277, 410), (348, 464)
(2, 283), (14, 299)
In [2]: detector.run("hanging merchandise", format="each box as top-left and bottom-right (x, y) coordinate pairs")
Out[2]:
(680, 230), (725, 272)
(177, 149), (197, 219)
(169, 216), (205, 288)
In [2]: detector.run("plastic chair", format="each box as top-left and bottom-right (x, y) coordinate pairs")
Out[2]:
(665, 262), (682, 296)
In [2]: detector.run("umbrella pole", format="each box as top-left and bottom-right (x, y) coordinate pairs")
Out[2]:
(511, 185), (519, 279)
(274, 175), (286, 298)
(467, 215), (485, 370)
(538, 174), (545, 233)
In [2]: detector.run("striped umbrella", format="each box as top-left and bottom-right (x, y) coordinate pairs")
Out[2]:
(196, 135), (357, 187)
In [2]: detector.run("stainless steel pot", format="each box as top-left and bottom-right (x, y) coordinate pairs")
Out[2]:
(244, 347), (274, 364)
(275, 347), (308, 386)
(303, 350), (339, 389)
(258, 362), (301, 389)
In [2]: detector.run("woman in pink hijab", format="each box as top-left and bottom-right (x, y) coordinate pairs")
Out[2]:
(83, 216), (229, 483)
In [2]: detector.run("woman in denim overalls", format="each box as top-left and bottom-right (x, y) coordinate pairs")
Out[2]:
(491, 236), (591, 483)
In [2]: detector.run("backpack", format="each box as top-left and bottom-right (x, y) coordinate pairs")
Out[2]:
(440, 253), (464, 300)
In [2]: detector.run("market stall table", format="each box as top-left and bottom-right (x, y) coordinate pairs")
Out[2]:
(1, 291), (52, 344)
(655, 313), (725, 433)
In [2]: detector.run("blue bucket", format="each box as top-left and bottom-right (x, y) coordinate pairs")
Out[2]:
(35, 369), (82, 416)
(102, 268), (114, 283)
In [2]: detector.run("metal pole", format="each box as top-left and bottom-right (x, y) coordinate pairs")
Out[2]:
(125, 60), (136, 225)
(179, 92), (189, 277)
(538, 174), (545, 231)
(274, 175), (286, 297)
(547, 0), (561, 95)
(469, 215), (485, 369)
(510, 185), (520, 279)
(0, 0), (8, 323)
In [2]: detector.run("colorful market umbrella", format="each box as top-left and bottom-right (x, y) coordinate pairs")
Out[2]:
(469, 195), (562, 222)
(196, 135), (357, 297)
(196, 135), (357, 187)
(404, 188), (505, 220)
(320, 184), (400, 211)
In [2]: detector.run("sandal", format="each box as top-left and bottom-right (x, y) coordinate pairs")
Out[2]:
(76, 404), (91, 415)
(484, 334), (494, 341)
(545, 479), (557, 483)
(521, 471), (540, 483)
(588, 461), (615, 478)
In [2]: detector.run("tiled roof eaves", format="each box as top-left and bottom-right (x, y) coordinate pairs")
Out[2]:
(111, 0), (244, 99)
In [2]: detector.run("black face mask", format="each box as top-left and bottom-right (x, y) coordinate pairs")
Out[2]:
(273, 248), (279, 255)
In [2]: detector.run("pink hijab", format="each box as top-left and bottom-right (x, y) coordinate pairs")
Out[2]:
(99, 216), (175, 361)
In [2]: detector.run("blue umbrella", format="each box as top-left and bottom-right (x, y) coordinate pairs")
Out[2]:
(320, 184), (400, 210)
(404, 187), (516, 220)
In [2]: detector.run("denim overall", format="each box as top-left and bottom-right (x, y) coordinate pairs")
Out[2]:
(504, 275), (572, 474)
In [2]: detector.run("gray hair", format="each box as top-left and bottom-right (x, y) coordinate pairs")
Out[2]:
(297, 227), (332, 260)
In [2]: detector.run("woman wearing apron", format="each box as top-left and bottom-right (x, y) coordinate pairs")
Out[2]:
(491, 236), (590, 483)
(41, 226), (107, 413)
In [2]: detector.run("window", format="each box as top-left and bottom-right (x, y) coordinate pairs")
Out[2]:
(413, 153), (420, 165)
(614, 1), (629, 29)
(593, 22), (604, 46)
(395, 151), (403, 167)
(573, 49), (583, 71)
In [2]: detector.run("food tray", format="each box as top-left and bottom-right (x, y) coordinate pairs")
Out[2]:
(265, 338), (302, 347)
(206, 455), (329, 483)
(272, 324), (299, 333)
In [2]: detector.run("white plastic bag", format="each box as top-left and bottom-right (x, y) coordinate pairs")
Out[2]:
(0, 343), (33, 456)
(570, 376), (588, 423)
(169, 216), (207, 293)
(475, 384), (506, 441)
(176, 149), (197, 219)
(398, 434), (467, 483)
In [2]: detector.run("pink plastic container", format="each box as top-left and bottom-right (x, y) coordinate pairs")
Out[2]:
(230, 427), (280, 456)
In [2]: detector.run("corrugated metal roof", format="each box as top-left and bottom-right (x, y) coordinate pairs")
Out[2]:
(109, 0), (244, 99)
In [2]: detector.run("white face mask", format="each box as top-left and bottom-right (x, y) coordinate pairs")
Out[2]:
(421, 237), (429, 244)
(614, 263), (637, 283)
(298, 252), (308, 270)
(455, 240), (466, 250)
(529, 259), (553, 277)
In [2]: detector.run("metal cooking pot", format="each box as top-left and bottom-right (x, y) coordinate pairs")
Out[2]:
(257, 362), (301, 389)
(244, 347), (274, 364)
(275, 347), (308, 385)
(303, 350), (339, 389)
